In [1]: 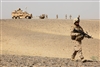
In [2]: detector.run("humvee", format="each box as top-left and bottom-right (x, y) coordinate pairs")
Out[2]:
(11, 8), (32, 19)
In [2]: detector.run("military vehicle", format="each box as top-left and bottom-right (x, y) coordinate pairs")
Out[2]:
(39, 14), (45, 19)
(11, 8), (32, 19)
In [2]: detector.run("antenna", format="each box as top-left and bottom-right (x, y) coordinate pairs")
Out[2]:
(25, 7), (27, 12)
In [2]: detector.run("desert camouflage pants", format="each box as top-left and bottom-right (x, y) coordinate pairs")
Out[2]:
(72, 40), (84, 60)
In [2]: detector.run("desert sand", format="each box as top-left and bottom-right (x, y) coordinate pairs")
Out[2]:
(0, 19), (100, 67)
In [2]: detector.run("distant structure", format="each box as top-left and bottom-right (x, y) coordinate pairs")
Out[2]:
(69, 15), (72, 19)
(56, 14), (58, 19)
(65, 14), (67, 19)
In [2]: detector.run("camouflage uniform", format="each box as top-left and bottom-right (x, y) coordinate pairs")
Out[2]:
(71, 17), (84, 60)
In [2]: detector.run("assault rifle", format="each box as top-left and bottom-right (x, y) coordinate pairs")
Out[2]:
(73, 29), (93, 39)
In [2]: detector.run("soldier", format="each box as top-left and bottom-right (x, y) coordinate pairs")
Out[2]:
(65, 14), (67, 19)
(56, 14), (58, 19)
(70, 16), (92, 62)
(46, 14), (48, 19)
(69, 15), (72, 19)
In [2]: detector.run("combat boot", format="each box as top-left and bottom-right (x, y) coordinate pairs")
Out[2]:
(71, 55), (75, 61)
(81, 57), (87, 63)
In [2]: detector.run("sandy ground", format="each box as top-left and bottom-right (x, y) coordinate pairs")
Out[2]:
(0, 19), (100, 61)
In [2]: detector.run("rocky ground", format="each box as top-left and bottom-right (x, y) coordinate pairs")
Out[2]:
(0, 54), (100, 67)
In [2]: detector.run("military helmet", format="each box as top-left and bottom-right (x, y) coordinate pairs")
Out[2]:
(73, 18), (78, 24)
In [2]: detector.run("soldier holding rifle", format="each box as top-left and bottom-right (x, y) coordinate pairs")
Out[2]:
(71, 15), (93, 62)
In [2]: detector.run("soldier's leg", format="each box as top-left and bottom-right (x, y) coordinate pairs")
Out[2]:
(71, 50), (78, 60)
(78, 48), (84, 60)
(71, 40), (84, 60)
(71, 41), (79, 60)
(77, 40), (84, 60)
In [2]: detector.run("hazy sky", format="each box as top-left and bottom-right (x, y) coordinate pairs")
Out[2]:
(0, 0), (100, 19)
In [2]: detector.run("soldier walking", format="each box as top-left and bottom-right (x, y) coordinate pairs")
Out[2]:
(70, 16), (92, 62)
(65, 14), (67, 19)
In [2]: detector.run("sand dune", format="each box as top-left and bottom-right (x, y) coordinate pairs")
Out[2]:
(0, 19), (100, 60)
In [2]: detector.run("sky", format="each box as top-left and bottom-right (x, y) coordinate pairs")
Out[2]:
(0, 0), (100, 19)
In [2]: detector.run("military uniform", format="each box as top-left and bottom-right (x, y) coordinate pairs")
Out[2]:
(71, 17), (84, 60)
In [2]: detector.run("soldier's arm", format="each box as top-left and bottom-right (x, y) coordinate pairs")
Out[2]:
(80, 26), (84, 32)
(78, 26), (86, 35)
(79, 26), (93, 38)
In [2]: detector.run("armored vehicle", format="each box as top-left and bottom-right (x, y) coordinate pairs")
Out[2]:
(11, 8), (32, 19)
(39, 14), (45, 19)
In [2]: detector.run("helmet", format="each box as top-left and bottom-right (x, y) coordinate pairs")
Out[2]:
(73, 18), (78, 24)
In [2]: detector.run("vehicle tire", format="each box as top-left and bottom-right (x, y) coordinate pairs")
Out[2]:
(17, 16), (20, 19)
(28, 17), (31, 19)
(25, 16), (29, 19)
(15, 17), (17, 19)
(12, 16), (14, 19)
(12, 16), (17, 19)
(12, 16), (15, 19)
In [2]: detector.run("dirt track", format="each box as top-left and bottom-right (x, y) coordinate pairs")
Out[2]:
(0, 19), (100, 66)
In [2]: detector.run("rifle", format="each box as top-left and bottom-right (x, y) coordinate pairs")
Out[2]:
(73, 29), (93, 39)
